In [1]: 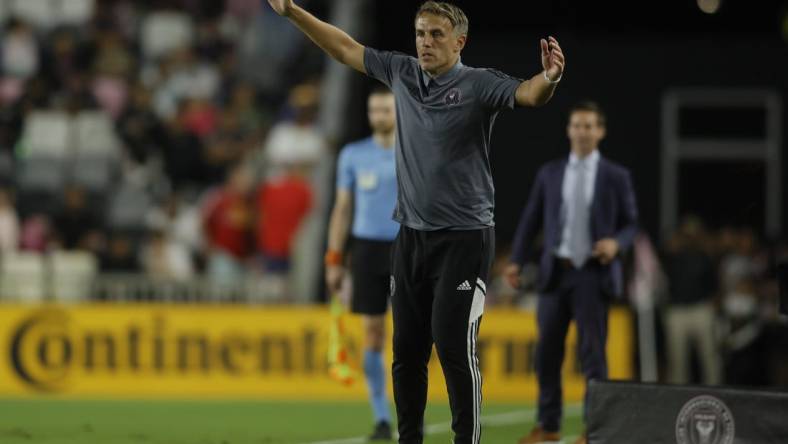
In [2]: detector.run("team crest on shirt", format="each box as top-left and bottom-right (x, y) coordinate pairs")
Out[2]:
(444, 88), (462, 106)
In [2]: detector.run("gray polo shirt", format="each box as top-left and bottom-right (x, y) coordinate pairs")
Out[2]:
(364, 47), (522, 231)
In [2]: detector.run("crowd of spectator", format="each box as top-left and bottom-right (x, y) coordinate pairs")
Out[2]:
(0, 0), (330, 301)
(659, 217), (787, 387)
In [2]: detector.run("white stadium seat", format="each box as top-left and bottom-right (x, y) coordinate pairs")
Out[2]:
(0, 252), (46, 302)
(141, 12), (194, 60)
(50, 250), (98, 303)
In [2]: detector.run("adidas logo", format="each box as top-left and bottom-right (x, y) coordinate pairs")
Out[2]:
(456, 280), (472, 291)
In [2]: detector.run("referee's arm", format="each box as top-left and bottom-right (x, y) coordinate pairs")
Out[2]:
(326, 189), (353, 292)
(267, 0), (366, 73)
(515, 36), (565, 107)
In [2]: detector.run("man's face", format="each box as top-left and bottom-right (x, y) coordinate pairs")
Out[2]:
(368, 93), (396, 134)
(415, 13), (465, 75)
(567, 111), (606, 154)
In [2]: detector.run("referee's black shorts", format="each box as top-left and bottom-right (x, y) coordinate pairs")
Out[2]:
(349, 237), (393, 315)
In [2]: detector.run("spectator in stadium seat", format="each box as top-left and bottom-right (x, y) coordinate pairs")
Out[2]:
(100, 232), (140, 273)
(202, 164), (254, 285)
(146, 193), (203, 262)
(227, 82), (270, 142)
(162, 103), (208, 188)
(53, 185), (104, 250)
(116, 83), (169, 165)
(152, 47), (220, 120)
(1, 18), (40, 80)
(260, 82), (326, 178)
(662, 216), (721, 385)
(40, 28), (92, 93)
(254, 162), (312, 274)
(506, 102), (638, 444)
(0, 187), (20, 252)
(203, 107), (251, 184)
(142, 229), (194, 280)
(20, 214), (52, 252)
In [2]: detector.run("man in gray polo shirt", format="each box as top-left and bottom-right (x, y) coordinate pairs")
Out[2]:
(267, 1), (564, 443)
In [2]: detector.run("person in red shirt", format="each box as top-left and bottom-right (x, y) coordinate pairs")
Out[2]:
(202, 164), (254, 284)
(255, 163), (312, 272)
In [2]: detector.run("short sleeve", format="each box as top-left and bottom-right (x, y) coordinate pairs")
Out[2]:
(364, 47), (411, 87)
(336, 147), (354, 191)
(474, 68), (523, 110)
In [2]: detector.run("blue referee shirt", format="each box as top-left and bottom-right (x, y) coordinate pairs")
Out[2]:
(336, 137), (399, 241)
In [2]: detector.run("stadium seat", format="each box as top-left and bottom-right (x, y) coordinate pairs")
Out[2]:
(50, 250), (98, 302)
(73, 111), (121, 155)
(0, 152), (14, 184)
(141, 12), (194, 60)
(106, 183), (152, 231)
(58, 0), (94, 26)
(9, 0), (93, 28)
(9, 0), (55, 29)
(19, 111), (71, 158)
(17, 157), (68, 195)
(70, 111), (121, 192)
(0, 251), (46, 302)
(16, 111), (71, 198)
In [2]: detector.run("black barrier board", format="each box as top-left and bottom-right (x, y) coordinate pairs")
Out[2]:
(588, 380), (788, 444)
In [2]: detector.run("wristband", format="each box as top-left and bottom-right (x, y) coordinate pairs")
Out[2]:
(324, 250), (342, 266)
(544, 70), (562, 84)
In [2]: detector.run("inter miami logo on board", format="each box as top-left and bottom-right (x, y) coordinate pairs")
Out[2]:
(675, 395), (735, 444)
(444, 88), (461, 106)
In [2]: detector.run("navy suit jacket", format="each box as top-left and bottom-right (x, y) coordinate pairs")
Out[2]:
(510, 155), (638, 298)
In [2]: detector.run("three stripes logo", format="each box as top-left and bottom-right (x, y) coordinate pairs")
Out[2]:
(457, 280), (473, 291)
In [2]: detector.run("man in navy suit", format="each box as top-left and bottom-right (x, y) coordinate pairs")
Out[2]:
(506, 101), (638, 444)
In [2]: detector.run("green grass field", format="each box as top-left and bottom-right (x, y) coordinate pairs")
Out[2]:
(0, 399), (583, 443)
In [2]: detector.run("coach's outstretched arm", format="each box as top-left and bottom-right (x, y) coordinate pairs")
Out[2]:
(268, 0), (366, 73)
(515, 36), (565, 107)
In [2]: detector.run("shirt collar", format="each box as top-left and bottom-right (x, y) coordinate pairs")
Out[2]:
(421, 57), (463, 87)
(569, 149), (600, 168)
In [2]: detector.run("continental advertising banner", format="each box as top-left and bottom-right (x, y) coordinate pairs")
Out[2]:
(0, 305), (633, 401)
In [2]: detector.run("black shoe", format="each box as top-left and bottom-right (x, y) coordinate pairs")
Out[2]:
(368, 421), (392, 441)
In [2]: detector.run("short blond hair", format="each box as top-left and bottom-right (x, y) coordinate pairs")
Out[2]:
(415, 1), (469, 36)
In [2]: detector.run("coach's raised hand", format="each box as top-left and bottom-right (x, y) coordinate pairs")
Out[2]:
(541, 36), (565, 82)
(267, 0), (294, 17)
(514, 35), (565, 107)
(264, 0), (365, 73)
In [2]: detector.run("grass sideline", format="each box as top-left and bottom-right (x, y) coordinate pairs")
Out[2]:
(0, 399), (583, 444)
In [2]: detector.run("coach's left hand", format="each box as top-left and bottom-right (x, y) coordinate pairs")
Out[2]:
(592, 238), (619, 265)
(541, 36), (564, 82)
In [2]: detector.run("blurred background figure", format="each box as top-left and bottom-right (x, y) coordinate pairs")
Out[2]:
(661, 215), (721, 385)
(0, 187), (20, 253)
(201, 164), (253, 290)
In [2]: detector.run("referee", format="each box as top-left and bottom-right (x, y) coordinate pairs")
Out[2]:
(268, 1), (565, 443)
(325, 87), (398, 441)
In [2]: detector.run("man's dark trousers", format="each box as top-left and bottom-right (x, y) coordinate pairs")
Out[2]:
(536, 258), (609, 432)
(390, 226), (494, 444)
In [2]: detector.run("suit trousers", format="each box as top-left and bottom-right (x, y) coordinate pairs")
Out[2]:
(536, 258), (609, 432)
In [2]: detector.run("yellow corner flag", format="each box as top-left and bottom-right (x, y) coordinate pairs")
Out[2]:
(327, 294), (357, 386)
